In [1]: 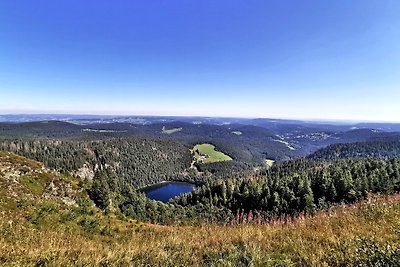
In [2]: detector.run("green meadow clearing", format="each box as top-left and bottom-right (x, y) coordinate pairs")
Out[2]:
(231, 131), (242, 135)
(193, 143), (232, 163)
(161, 126), (182, 134)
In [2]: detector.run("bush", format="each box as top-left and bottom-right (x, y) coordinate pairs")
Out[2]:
(27, 202), (59, 225)
(78, 215), (101, 234)
(353, 237), (400, 267)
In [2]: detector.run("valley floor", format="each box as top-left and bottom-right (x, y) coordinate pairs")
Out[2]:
(1, 194), (400, 267)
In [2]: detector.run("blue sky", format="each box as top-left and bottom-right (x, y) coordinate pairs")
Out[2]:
(1, 1), (399, 122)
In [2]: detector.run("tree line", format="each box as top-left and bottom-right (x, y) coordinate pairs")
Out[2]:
(174, 158), (400, 221)
(89, 157), (400, 224)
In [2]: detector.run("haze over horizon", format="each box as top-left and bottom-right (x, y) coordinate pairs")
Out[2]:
(1, 113), (400, 125)
(1, 1), (400, 122)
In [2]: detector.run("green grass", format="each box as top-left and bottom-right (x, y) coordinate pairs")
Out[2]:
(161, 126), (182, 134)
(265, 159), (275, 167)
(19, 175), (45, 194)
(231, 131), (242, 136)
(193, 143), (232, 164)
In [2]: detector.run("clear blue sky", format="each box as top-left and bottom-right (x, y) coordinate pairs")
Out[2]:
(1, 1), (399, 122)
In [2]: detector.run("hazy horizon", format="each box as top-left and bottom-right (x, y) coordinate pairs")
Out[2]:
(1, 112), (400, 124)
(1, 1), (400, 122)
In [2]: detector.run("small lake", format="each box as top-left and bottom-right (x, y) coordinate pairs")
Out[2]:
(142, 181), (195, 203)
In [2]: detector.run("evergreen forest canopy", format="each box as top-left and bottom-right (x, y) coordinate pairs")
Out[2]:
(0, 117), (400, 225)
(308, 141), (400, 160)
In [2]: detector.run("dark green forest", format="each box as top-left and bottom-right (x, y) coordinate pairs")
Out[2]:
(0, 121), (295, 163)
(0, 138), (254, 187)
(175, 158), (400, 221)
(0, 138), (192, 187)
(87, 157), (400, 224)
(308, 141), (400, 160)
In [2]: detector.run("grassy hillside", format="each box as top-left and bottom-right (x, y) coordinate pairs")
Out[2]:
(193, 143), (233, 163)
(0, 152), (400, 266)
(1, 195), (399, 266)
(0, 151), (81, 210)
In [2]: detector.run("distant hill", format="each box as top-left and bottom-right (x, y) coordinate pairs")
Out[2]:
(0, 121), (83, 138)
(308, 140), (400, 160)
(332, 128), (384, 141)
(1, 114), (400, 130)
(1, 120), (400, 164)
(0, 121), (294, 163)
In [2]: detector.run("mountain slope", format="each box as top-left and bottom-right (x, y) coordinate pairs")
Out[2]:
(309, 141), (400, 160)
(0, 151), (80, 211)
(0, 138), (193, 188)
(1, 152), (400, 266)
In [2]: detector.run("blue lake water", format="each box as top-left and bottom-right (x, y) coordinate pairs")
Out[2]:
(142, 181), (195, 203)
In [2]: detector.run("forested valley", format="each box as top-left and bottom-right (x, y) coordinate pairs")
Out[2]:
(1, 136), (400, 225)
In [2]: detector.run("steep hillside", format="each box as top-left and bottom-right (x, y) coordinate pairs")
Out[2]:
(0, 138), (193, 188)
(0, 151), (80, 211)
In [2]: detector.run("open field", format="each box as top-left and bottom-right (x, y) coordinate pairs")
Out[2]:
(162, 126), (182, 134)
(193, 143), (232, 163)
(231, 131), (243, 135)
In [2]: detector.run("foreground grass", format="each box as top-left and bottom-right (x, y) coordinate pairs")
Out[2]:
(193, 143), (232, 164)
(1, 194), (400, 267)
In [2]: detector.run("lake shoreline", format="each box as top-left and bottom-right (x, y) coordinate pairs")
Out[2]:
(139, 180), (196, 191)
(141, 181), (196, 203)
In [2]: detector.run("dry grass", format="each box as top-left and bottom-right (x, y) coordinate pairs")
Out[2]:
(1, 194), (400, 266)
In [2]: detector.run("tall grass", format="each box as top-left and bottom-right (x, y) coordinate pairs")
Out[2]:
(1, 194), (399, 266)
